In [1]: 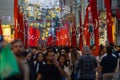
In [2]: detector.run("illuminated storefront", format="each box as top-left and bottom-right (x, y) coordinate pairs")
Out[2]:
(1, 25), (14, 42)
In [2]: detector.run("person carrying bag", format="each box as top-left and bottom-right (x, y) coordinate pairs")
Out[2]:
(0, 36), (20, 80)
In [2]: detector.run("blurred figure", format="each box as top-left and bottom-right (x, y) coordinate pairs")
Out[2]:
(96, 46), (107, 63)
(11, 40), (29, 80)
(36, 50), (67, 80)
(90, 44), (98, 56)
(57, 54), (71, 80)
(31, 47), (38, 62)
(35, 52), (46, 74)
(25, 53), (36, 80)
(112, 59), (120, 80)
(115, 45), (120, 59)
(96, 46), (107, 80)
(100, 46), (117, 80)
(70, 48), (79, 80)
(0, 36), (20, 80)
(77, 45), (98, 80)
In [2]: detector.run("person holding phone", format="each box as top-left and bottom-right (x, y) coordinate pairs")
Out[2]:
(36, 50), (67, 80)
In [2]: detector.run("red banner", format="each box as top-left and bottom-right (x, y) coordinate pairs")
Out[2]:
(46, 35), (53, 46)
(71, 19), (76, 47)
(28, 27), (40, 47)
(14, 0), (19, 40)
(55, 28), (60, 46)
(0, 20), (2, 35)
(104, 0), (113, 44)
(84, 6), (90, 47)
(89, 0), (99, 56)
(19, 13), (24, 44)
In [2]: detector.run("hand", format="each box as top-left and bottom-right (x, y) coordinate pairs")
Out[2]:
(54, 61), (60, 67)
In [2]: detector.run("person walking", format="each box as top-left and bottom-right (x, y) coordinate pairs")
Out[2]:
(100, 46), (117, 80)
(76, 45), (98, 80)
(36, 50), (67, 80)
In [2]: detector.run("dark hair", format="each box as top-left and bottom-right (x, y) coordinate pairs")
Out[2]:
(90, 44), (95, 50)
(11, 39), (23, 49)
(45, 49), (54, 56)
(98, 46), (106, 56)
(57, 54), (67, 66)
(71, 48), (77, 64)
(106, 46), (112, 55)
(31, 47), (37, 50)
(36, 52), (44, 61)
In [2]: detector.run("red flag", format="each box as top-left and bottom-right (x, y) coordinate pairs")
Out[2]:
(79, 27), (83, 50)
(60, 28), (64, 46)
(0, 20), (2, 35)
(24, 20), (29, 48)
(19, 13), (24, 44)
(104, 0), (113, 43)
(90, 0), (99, 56)
(29, 27), (37, 47)
(35, 29), (40, 46)
(64, 23), (69, 46)
(55, 28), (59, 46)
(14, 0), (19, 40)
(71, 21), (76, 47)
(46, 35), (53, 46)
(84, 6), (90, 47)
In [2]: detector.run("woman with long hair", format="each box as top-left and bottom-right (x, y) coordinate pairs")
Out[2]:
(57, 54), (70, 80)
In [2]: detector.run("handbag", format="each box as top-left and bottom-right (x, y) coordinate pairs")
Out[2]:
(0, 44), (20, 80)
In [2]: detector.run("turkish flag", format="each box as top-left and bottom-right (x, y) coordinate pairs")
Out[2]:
(104, 0), (113, 43)
(46, 35), (53, 46)
(35, 29), (40, 46)
(0, 20), (2, 35)
(64, 23), (69, 46)
(89, 0), (99, 56)
(29, 27), (37, 47)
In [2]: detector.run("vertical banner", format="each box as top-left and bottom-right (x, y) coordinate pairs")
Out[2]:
(104, 0), (113, 43)
(0, 20), (2, 35)
(46, 35), (53, 46)
(90, 0), (99, 56)
(24, 20), (28, 48)
(19, 13), (24, 44)
(29, 27), (37, 47)
(14, 0), (18, 40)
(71, 21), (76, 47)
(64, 23), (69, 46)
(35, 29), (40, 46)
(79, 27), (83, 50)
(79, 11), (83, 50)
(84, 6), (90, 47)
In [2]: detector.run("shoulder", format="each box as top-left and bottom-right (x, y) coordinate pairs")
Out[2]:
(112, 54), (117, 58)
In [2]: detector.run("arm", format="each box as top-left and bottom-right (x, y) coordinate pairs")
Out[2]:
(54, 61), (68, 77)
(36, 73), (42, 80)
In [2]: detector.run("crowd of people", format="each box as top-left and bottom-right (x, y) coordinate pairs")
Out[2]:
(0, 35), (120, 80)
